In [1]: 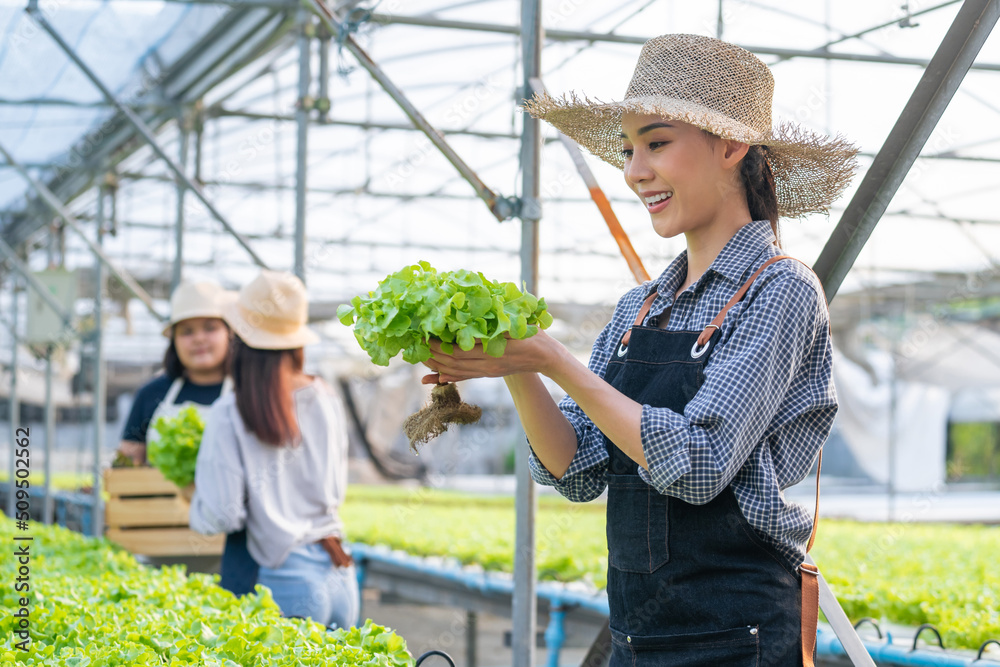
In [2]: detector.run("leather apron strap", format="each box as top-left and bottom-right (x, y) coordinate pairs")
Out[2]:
(619, 292), (658, 349)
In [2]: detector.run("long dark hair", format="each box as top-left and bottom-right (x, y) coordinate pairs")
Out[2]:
(162, 320), (232, 380)
(230, 336), (304, 447)
(163, 338), (186, 379)
(740, 144), (780, 245)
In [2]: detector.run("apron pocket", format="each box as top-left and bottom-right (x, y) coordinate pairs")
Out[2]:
(610, 625), (760, 667)
(606, 474), (669, 574)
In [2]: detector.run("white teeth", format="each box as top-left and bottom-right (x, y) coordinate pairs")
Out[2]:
(644, 192), (673, 205)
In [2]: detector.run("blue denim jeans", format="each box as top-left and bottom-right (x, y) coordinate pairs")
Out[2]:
(258, 542), (359, 630)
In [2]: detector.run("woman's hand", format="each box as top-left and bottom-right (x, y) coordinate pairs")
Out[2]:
(422, 329), (558, 384)
(118, 440), (147, 466)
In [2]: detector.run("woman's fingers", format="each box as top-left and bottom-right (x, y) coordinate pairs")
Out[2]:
(119, 441), (147, 466)
(422, 333), (553, 379)
(421, 373), (442, 385)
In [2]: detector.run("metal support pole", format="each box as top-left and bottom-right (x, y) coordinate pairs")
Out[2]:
(194, 112), (205, 184)
(317, 30), (331, 124)
(466, 610), (477, 667)
(43, 345), (54, 525)
(813, 0), (1000, 300)
(306, 0), (516, 222)
(294, 8), (311, 282)
(888, 336), (898, 521)
(514, 1), (542, 666)
(6, 278), (19, 518)
(91, 188), (107, 538)
(174, 116), (190, 292)
(25, 4), (268, 270)
(0, 142), (165, 323)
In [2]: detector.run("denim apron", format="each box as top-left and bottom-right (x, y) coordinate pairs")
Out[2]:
(603, 257), (809, 666)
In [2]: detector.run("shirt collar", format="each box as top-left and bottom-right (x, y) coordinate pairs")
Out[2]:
(654, 219), (776, 297)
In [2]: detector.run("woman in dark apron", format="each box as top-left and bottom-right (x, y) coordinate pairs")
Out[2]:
(422, 34), (858, 665)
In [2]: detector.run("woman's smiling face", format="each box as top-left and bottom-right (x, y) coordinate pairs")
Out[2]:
(621, 113), (745, 239)
(173, 317), (229, 373)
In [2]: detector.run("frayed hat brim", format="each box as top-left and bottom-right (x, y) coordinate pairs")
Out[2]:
(523, 92), (858, 219)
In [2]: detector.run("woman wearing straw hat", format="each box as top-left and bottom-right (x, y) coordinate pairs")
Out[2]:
(189, 270), (358, 630)
(422, 34), (857, 665)
(117, 280), (259, 598)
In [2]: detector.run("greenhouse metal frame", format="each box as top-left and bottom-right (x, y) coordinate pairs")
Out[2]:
(2, 0), (999, 664)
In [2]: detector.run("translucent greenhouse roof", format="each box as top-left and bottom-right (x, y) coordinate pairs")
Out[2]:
(2, 0), (1000, 320)
(0, 0), (224, 194)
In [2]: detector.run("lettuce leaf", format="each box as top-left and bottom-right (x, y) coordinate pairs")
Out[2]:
(148, 405), (204, 488)
(338, 261), (554, 367)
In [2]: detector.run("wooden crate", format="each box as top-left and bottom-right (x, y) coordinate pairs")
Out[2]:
(103, 467), (224, 557)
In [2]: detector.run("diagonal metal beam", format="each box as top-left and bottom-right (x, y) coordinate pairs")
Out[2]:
(306, 0), (517, 222)
(25, 2), (269, 270)
(813, 0), (1000, 300)
(0, 142), (165, 323)
(529, 77), (650, 285)
(807, 1), (1000, 661)
(3, 8), (290, 252)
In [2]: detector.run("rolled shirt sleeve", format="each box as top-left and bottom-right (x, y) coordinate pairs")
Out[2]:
(189, 402), (247, 536)
(526, 220), (838, 563)
(527, 287), (652, 502)
(639, 274), (829, 503)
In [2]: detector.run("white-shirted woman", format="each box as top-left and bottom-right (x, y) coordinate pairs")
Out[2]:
(189, 270), (358, 630)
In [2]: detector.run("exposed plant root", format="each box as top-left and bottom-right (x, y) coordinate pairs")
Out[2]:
(402, 383), (482, 452)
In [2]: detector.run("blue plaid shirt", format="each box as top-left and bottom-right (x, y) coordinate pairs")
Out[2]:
(529, 220), (837, 567)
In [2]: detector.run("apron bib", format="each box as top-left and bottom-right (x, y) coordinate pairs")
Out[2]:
(603, 256), (814, 666)
(145, 376), (233, 447)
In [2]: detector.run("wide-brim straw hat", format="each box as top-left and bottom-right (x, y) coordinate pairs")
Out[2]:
(161, 281), (236, 337)
(223, 270), (320, 350)
(523, 33), (859, 218)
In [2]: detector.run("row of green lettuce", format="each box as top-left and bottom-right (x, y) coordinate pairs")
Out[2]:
(0, 518), (413, 666)
(340, 486), (1000, 650)
(5, 483), (998, 651)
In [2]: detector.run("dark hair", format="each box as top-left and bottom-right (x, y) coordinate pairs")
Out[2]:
(162, 320), (232, 380)
(740, 145), (780, 245)
(162, 339), (185, 379)
(230, 336), (304, 447)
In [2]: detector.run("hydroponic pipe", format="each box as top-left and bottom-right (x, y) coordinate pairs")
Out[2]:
(816, 627), (988, 666)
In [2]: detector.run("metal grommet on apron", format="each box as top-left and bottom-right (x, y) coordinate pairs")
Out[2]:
(603, 255), (823, 666)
